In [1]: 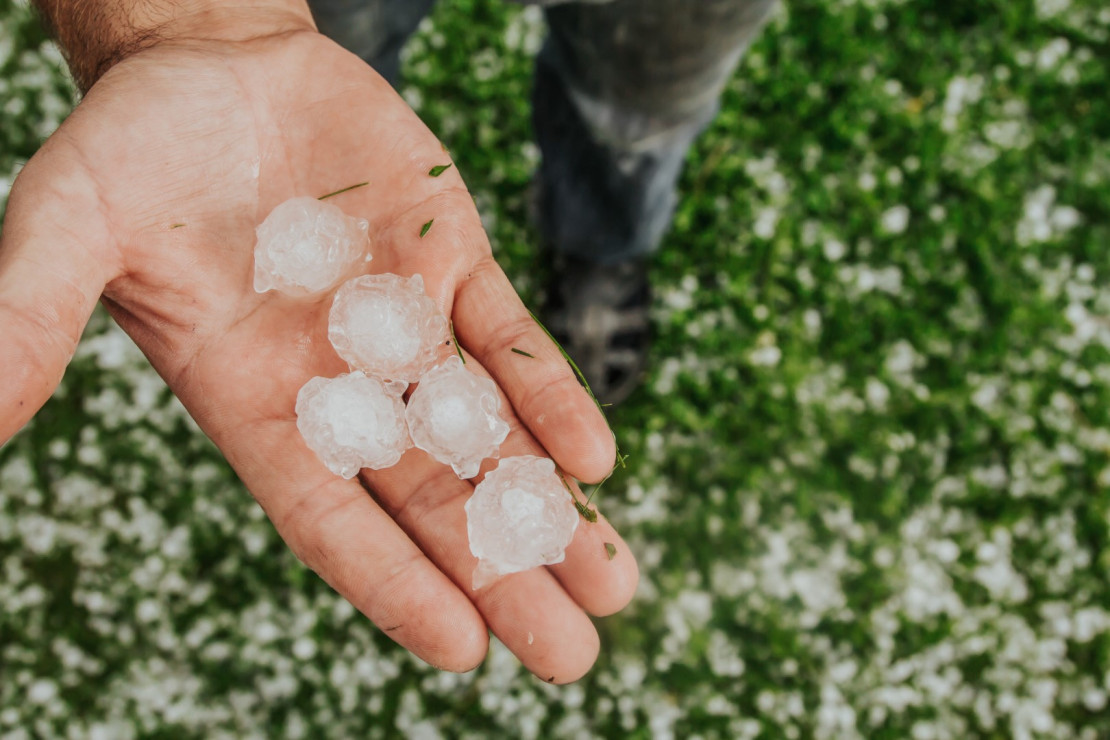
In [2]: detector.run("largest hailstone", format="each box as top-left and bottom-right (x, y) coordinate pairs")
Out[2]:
(328, 273), (448, 383)
(465, 456), (580, 589)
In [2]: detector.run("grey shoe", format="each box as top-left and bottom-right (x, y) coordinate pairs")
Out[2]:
(542, 255), (652, 407)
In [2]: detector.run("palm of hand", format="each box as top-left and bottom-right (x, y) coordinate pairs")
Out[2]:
(0, 31), (637, 681)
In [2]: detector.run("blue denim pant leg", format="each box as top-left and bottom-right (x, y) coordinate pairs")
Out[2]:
(307, 0), (777, 263)
(532, 0), (778, 264)
(307, 0), (436, 86)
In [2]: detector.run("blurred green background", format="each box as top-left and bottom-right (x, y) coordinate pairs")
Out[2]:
(2, 0), (1109, 737)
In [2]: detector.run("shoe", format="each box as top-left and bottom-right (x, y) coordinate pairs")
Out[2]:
(541, 254), (652, 407)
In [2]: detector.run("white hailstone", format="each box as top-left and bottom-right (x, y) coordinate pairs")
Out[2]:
(27, 679), (58, 705)
(880, 204), (911, 235)
(406, 357), (510, 479)
(328, 273), (449, 383)
(253, 196), (370, 296)
(465, 456), (580, 589)
(295, 372), (410, 478)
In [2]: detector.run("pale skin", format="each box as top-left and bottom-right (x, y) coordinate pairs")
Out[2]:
(0, 0), (638, 682)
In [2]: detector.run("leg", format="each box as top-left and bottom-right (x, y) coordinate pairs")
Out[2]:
(307, 0), (437, 87)
(532, 0), (778, 403)
(533, 0), (778, 263)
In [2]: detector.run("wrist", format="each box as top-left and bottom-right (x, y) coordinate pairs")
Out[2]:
(35, 0), (317, 92)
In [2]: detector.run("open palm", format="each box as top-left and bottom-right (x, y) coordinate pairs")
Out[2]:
(0, 29), (637, 682)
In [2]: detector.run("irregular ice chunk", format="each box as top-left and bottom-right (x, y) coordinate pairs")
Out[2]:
(328, 273), (448, 383)
(254, 196), (369, 296)
(295, 372), (410, 478)
(406, 357), (510, 479)
(465, 456), (580, 588)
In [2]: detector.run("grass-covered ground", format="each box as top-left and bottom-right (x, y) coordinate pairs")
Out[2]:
(3, 0), (1110, 737)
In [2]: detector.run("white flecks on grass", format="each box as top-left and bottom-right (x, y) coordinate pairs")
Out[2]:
(941, 74), (986, 132)
(823, 236), (848, 261)
(1015, 185), (1083, 246)
(837, 263), (904, 296)
(502, 5), (544, 56)
(4, 0), (1110, 736)
(879, 204), (910, 234)
(1035, 37), (1071, 71)
(748, 341), (783, 368)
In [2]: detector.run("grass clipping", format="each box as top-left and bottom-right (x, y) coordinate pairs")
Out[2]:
(528, 310), (628, 520)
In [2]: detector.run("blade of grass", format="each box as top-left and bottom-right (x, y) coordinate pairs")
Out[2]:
(559, 471), (598, 523)
(529, 309), (626, 503)
(317, 181), (369, 200)
(449, 321), (466, 365)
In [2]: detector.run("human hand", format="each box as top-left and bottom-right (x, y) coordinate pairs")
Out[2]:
(0, 13), (637, 682)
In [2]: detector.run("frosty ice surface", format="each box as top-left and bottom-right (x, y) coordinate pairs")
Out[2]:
(465, 456), (580, 588)
(328, 273), (448, 383)
(253, 196), (370, 296)
(406, 357), (510, 479)
(295, 372), (410, 478)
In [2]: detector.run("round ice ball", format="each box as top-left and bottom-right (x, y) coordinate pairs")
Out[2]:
(295, 372), (411, 478)
(406, 357), (510, 479)
(328, 273), (448, 383)
(253, 196), (370, 296)
(465, 456), (580, 588)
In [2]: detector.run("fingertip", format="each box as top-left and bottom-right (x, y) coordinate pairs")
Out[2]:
(447, 627), (490, 674)
(0, 345), (50, 444)
(573, 424), (619, 485)
(443, 601), (491, 673)
(538, 622), (600, 685)
(550, 514), (639, 617)
(587, 540), (640, 618)
(417, 610), (489, 674)
(451, 261), (618, 483)
(0, 306), (81, 444)
(587, 515), (641, 617)
(478, 571), (601, 684)
(370, 560), (490, 673)
(533, 398), (617, 484)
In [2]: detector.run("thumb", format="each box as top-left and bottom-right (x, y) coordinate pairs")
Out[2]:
(0, 152), (120, 444)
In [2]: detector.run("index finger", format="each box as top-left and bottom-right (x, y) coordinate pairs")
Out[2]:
(452, 256), (617, 484)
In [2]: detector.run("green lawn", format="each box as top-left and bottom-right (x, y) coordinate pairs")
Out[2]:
(2, 0), (1109, 737)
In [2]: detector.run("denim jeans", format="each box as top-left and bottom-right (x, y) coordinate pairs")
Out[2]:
(308, 0), (777, 264)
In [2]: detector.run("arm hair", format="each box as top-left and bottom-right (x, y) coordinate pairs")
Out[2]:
(33, 0), (173, 93)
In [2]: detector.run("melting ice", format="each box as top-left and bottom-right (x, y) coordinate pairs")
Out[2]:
(295, 372), (410, 478)
(465, 456), (580, 588)
(328, 273), (448, 383)
(406, 357), (510, 479)
(253, 196), (369, 296)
